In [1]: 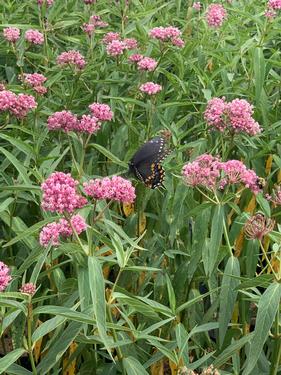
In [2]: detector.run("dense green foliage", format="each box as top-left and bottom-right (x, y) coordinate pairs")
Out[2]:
(0, 0), (280, 374)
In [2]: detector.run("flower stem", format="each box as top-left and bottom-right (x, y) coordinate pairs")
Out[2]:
(270, 311), (281, 375)
(27, 302), (37, 375)
(259, 240), (278, 280)
(223, 218), (233, 256)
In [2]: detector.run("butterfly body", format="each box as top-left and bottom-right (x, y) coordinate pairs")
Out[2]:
(129, 137), (169, 189)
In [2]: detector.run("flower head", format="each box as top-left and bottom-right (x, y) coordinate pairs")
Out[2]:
(140, 82), (162, 95)
(128, 53), (143, 63)
(267, 186), (281, 205)
(102, 32), (120, 44)
(171, 37), (185, 48)
(106, 40), (126, 56)
(89, 102), (113, 121)
(268, 0), (281, 9)
(0, 90), (17, 111)
(3, 27), (20, 43)
(123, 38), (138, 50)
(84, 176), (136, 203)
(25, 29), (44, 44)
(244, 213), (275, 240)
(39, 222), (61, 247)
(59, 215), (87, 237)
(47, 110), (79, 132)
(193, 2), (201, 11)
(0, 262), (11, 292)
(20, 283), (36, 295)
(41, 172), (87, 213)
(149, 26), (181, 41)
(206, 4), (227, 28)
(77, 115), (101, 134)
(37, 0), (54, 6)
(137, 57), (158, 71)
(204, 97), (227, 131)
(10, 94), (37, 118)
(57, 50), (86, 70)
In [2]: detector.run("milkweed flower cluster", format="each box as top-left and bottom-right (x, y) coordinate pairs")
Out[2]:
(149, 26), (185, 48)
(266, 186), (281, 205)
(265, 0), (281, 18)
(3, 27), (20, 43)
(0, 262), (11, 292)
(244, 213), (275, 240)
(140, 82), (162, 95)
(103, 32), (138, 57)
(206, 4), (227, 28)
(128, 54), (143, 63)
(204, 97), (261, 135)
(57, 50), (86, 70)
(193, 2), (201, 11)
(0, 90), (37, 118)
(137, 57), (158, 71)
(41, 172), (87, 213)
(82, 15), (108, 35)
(84, 0), (96, 3)
(39, 214), (87, 247)
(20, 283), (36, 295)
(182, 154), (261, 194)
(84, 176), (136, 203)
(89, 102), (113, 121)
(25, 29), (44, 45)
(21, 73), (47, 95)
(37, 0), (54, 6)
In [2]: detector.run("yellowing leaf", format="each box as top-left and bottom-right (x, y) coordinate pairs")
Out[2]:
(123, 203), (134, 217)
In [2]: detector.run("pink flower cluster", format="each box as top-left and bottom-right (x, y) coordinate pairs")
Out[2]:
(82, 15), (108, 35)
(41, 172), (87, 213)
(265, 0), (281, 18)
(20, 283), (36, 295)
(84, 0), (96, 3)
(37, 0), (54, 6)
(89, 102), (113, 121)
(3, 27), (20, 43)
(102, 32), (138, 57)
(84, 176), (136, 203)
(0, 90), (37, 118)
(25, 29), (44, 45)
(204, 97), (261, 135)
(47, 104), (111, 134)
(206, 4), (227, 28)
(21, 73), (47, 95)
(267, 186), (281, 205)
(0, 261), (11, 292)
(149, 26), (184, 48)
(140, 82), (162, 95)
(57, 50), (86, 70)
(137, 57), (158, 71)
(128, 54), (143, 63)
(182, 154), (261, 194)
(39, 214), (87, 247)
(193, 2), (201, 11)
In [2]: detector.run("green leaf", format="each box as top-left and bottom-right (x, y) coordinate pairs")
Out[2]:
(91, 143), (127, 167)
(6, 363), (32, 375)
(253, 47), (265, 104)
(176, 288), (218, 314)
(88, 256), (113, 360)
(0, 349), (26, 374)
(219, 255), (240, 347)
(243, 283), (281, 375)
(123, 356), (149, 375)
(0, 147), (31, 185)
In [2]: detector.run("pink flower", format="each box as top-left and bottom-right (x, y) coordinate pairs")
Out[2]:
(3, 27), (20, 43)
(0, 90), (17, 111)
(82, 23), (95, 35)
(89, 102), (113, 121)
(227, 99), (261, 135)
(268, 0), (281, 9)
(37, 0), (54, 6)
(77, 115), (101, 134)
(204, 97), (228, 131)
(267, 186), (281, 205)
(137, 57), (158, 71)
(40, 222), (61, 247)
(264, 9), (277, 19)
(204, 97), (261, 135)
(106, 40), (126, 56)
(41, 172), (87, 214)
(193, 2), (201, 11)
(182, 154), (221, 188)
(59, 215), (87, 236)
(34, 85), (48, 95)
(128, 53), (143, 63)
(0, 261), (11, 292)
(149, 26), (181, 42)
(206, 4), (227, 28)
(10, 94), (37, 118)
(47, 110), (78, 132)
(57, 50), (86, 70)
(84, 176), (136, 203)
(20, 283), (36, 295)
(90, 15), (108, 28)
(25, 29), (44, 45)
(140, 82), (162, 95)
(171, 37), (185, 48)
(84, 0), (95, 3)
(22, 73), (47, 87)
(102, 32), (120, 44)
(124, 38), (138, 50)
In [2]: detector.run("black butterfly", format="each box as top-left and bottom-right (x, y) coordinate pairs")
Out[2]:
(128, 137), (170, 189)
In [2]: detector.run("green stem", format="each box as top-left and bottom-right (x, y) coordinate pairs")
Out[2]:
(67, 135), (80, 175)
(270, 311), (281, 375)
(259, 241), (278, 280)
(27, 302), (37, 375)
(108, 267), (123, 304)
(93, 200), (113, 224)
(196, 187), (217, 205)
(65, 213), (87, 255)
(106, 305), (126, 374)
(223, 218), (233, 256)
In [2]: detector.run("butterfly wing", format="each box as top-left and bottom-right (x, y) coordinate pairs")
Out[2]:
(129, 137), (169, 188)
